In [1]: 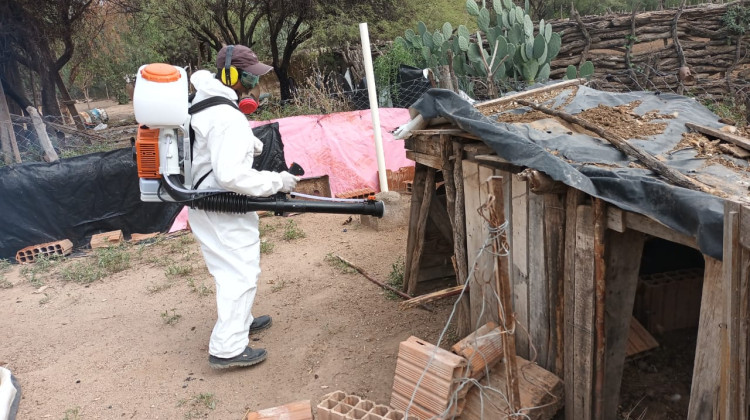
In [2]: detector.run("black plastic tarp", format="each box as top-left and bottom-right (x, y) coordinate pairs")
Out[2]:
(0, 148), (182, 260)
(412, 87), (730, 259)
(0, 122), (288, 261)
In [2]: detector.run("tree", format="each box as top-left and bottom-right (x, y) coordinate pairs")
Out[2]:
(0, 0), (95, 118)
(161, 0), (403, 101)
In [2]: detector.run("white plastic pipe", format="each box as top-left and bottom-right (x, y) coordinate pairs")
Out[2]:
(359, 22), (389, 192)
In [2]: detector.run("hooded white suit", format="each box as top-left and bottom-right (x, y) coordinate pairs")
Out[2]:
(188, 70), (286, 358)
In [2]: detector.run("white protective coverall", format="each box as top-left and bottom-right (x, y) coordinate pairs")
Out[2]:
(188, 70), (286, 359)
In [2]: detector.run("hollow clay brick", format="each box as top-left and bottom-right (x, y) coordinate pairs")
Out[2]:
(15, 239), (73, 264)
(317, 398), (338, 420)
(244, 399), (312, 420)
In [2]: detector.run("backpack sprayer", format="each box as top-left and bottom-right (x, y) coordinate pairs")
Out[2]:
(132, 63), (384, 217)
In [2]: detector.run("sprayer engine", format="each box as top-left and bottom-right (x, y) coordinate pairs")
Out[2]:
(132, 62), (384, 218)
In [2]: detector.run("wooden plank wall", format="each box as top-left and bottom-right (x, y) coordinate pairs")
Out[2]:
(722, 202), (750, 419)
(463, 163), (565, 373)
(462, 161), (500, 328)
(689, 201), (750, 420)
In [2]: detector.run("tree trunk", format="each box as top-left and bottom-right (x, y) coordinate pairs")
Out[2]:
(275, 67), (293, 102)
(40, 68), (61, 118)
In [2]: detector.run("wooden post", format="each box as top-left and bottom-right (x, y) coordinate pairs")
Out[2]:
(593, 199), (607, 420)
(601, 228), (646, 420)
(510, 175), (530, 359)
(404, 163), (428, 293)
(687, 256), (724, 420)
(25, 106), (58, 162)
(405, 165), (435, 295)
(452, 141), (470, 318)
(443, 135), (471, 338)
(544, 193), (567, 376)
(528, 188), (549, 366)
(488, 176), (522, 414)
(464, 160), (500, 328)
(720, 202), (750, 420)
(0, 80), (21, 164)
(564, 191), (596, 420)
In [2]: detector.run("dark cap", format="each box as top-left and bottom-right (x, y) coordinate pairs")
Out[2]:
(216, 45), (273, 76)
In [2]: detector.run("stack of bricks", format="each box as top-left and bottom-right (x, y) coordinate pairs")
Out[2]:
(335, 188), (376, 200)
(317, 391), (418, 420)
(635, 268), (703, 333)
(390, 336), (468, 419)
(15, 239), (73, 264)
(383, 166), (415, 193)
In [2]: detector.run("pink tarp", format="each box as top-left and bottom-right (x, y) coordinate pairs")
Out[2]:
(249, 108), (413, 196)
(169, 108), (413, 232)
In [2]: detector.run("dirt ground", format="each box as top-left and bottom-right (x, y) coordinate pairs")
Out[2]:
(0, 212), (455, 419)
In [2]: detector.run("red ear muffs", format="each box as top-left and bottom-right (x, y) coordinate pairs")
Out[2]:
(238, 96), (258, 114)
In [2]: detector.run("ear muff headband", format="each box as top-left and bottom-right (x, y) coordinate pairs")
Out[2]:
(220, 45), (239, 86)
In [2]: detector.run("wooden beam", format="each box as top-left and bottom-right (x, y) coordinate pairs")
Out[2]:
(443, 136), (471, 338)
(410, 128), (481, 140)
(405, 166), (435, 295)
(601, 229), (647, 420)
(405, 150), (443, 169)
(489, 176), (522, 414)
(475, 78), (586, 112)
(25, 106), (58, 162)
(470, 154), (521, 173)
(687, 122), (750, 151)
(528, 187), (550, 367)
(545, 192), (567, 376)
(399, 285), (465, 310)
(510, 175), (530, 359)
(447, 140), (472, 337)
(564, 188), (584, 420)
(721, 202), (749, 419)
(687, 256), (724, 420)
(518, 100), (717, 195)
(607, 207), (698, 250)
(593, 199), (607, 420)
(403, 164), (428, 293)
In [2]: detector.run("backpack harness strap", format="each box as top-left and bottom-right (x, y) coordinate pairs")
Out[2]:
(188, 96), (239, 189)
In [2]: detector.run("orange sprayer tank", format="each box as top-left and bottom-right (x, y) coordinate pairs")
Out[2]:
(135, 126), (160, 178)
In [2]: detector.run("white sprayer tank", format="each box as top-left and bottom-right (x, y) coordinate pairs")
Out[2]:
(133, 63), (188, 127)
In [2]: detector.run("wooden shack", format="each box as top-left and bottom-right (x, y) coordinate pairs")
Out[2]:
(400, 80), (749, 419)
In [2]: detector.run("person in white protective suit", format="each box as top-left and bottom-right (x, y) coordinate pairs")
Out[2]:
(188, 45), (300, 369)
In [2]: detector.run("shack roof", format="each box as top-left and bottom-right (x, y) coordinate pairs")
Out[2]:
(410, 84), (742, 259)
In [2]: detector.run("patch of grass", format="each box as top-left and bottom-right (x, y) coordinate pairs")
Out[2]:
(161, 308), (182, 325)
(146, 280), (176, 294)
(179, 393), (216, 419)
(187, 278), (213, 297)
(61, 246), (131, 284)
(258, 221), (277, 237)
(20, 254), (61, 287)
(96, 246), (131, 273)
(169, 234), (195, 253)
(63, 406), (82, 420)
(324, 253), (356, 274)
(165, 263), (193, 278)
(384, 257), (405, 300)
(0, 260), (13, 288)
(260, 239), (275, 254)
(268, 278), (287, 293)
(282, 220), (306, 241)
(703, 96), (747, 124)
